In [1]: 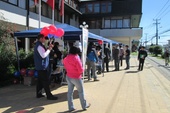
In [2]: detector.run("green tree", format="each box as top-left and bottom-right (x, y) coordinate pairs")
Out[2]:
(149, 46), (154, 54)
(153, 45), (162, 56)
(0, 13), (17, 86)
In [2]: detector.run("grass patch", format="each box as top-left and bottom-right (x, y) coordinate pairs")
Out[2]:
(131, 52), (138, 56)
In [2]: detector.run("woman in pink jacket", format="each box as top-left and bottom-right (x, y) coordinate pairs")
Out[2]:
(63, 46), (90, 112)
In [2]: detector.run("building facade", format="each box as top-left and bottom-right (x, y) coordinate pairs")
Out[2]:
(79, 0), (142, 48)
(0, 0), (143, 49)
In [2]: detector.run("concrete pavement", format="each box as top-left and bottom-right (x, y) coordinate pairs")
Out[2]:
(0, 56), (170, 113)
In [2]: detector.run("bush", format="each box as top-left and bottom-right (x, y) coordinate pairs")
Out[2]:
(149, 46), (154, 54)
(149, 45), (162, 56)
(17, 49), (34, 69)
(0, 14), (18, 87)
(153, 45), (162, 56)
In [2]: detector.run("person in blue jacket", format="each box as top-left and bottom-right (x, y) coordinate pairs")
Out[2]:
(34, 34), (58, 100)
(86, 42), (99, 81)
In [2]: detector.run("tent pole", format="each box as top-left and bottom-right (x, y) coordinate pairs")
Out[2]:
(102, 42), (104, 77)
(14, 37), (21, 83)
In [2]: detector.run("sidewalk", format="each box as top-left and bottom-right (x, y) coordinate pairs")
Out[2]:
(1, 56), (170, 113)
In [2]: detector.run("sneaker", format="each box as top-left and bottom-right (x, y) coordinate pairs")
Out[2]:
(47, 96), (58, 100)
(88, 78), (92, 81)
(94, 79), (99, 81)
(83, 103), (91, 110)
(69, 108), (76, 112)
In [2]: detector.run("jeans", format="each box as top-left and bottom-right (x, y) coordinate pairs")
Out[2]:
(125, 56), (130, 69)
(165, 57), (169, 66)
(86, 59), (97, 80)
(114, 58), (119, 70)
(66, 76), (87, 110)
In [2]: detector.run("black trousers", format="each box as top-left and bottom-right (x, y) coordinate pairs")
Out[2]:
(103, 61), (109, 72)
(138, 59), (145, 71)
(37, 70), (53, 98)
(119, 55), (123, 66)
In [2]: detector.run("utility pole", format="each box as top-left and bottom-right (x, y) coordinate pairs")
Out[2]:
(153, 19), (160, 45)
(145, 33), (148, 47)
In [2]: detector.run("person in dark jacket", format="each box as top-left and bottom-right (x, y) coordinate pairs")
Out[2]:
(119, 45), (124, 66)
(137, 46), (148, 71)
(50, 42), (62, 84)
(125, 45), (130, 70)
(103, 44), (111, 72)
(53, 42), (62, 68)
(34, 34), (58, 100)
(113, 44), (119, 71)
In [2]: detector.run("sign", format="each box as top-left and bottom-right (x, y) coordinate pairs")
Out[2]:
(81, 28), (88, 80)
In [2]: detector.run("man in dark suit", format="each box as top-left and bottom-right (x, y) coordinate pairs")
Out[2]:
(113, 44), (119, 71)
(103, 44), (111, 72)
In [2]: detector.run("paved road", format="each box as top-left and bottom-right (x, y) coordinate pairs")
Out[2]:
(147, 56), (170, 80)
(0, 56), (170, 113)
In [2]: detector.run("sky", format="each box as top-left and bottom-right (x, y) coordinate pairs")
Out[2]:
(140, 0), (170, 46)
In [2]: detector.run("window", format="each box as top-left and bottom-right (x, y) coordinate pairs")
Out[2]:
(111, 20), (116, 28)
(101, 3), (106, 13)
(96, 20), (102, 28)
(87, 19), (102, 29)
(117, 19), (122, 28)
(87, 4), (93, 13)
(104, 19), (111, 28)
(29, 0), (36, 13)
(108, 3), (112, 13)
(123, 19), (130, 27)
(18, 0), (26, 9)
(94, 3), (99, 13)
(42, 3), (48, 17)
(103, 17), (131, 28)
(101, 2), (112, 13)
(90, 21), (96, 29)
(48, 7), (52, 19)
(80, 4), (85, 13)
(8, 0), (17, 5)
(54, 9), (57, 21)
(65, 14), (70, 24)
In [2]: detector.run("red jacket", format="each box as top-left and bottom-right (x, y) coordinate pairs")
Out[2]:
(63, 54), (84, 79)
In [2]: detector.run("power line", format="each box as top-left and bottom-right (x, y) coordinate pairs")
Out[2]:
(159, 28), (170, 35)
(154, 0), (170, 18)
(160, 8), (170, 19)
(156, 4), (170, 19)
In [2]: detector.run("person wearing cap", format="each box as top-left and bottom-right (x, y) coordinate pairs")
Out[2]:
(125, 45), (130, 70)
(86, 42), (99, 81)
(137, 46), (148, 71)
(63, 46), (91, 112)
(34, 34), (58, 100)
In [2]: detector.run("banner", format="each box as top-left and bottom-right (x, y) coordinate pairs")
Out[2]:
(81, 28), (88, 80)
